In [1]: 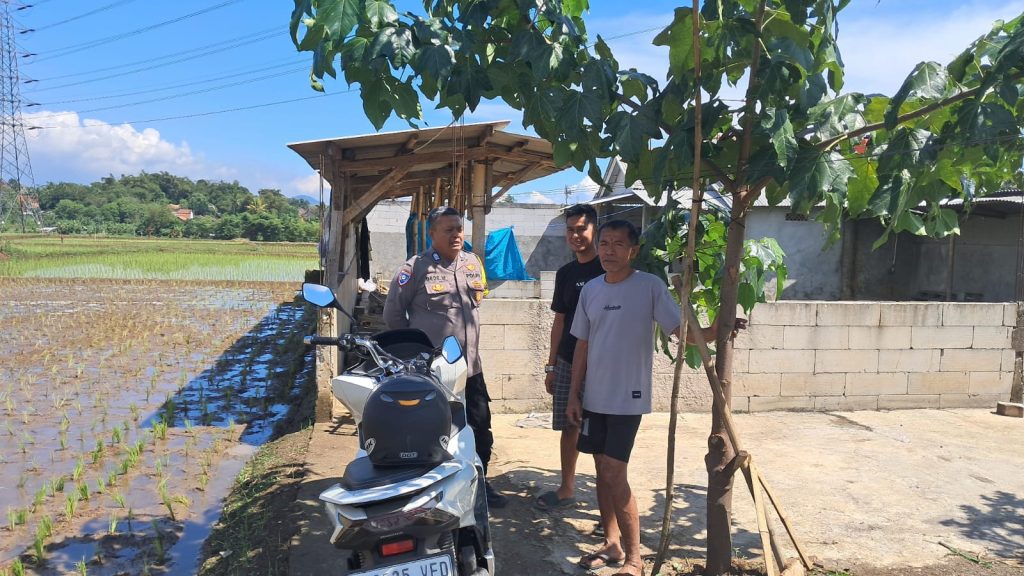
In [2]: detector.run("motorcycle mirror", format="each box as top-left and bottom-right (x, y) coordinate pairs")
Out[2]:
(302, 283), (340, 308)
(440, 336), (463, 364)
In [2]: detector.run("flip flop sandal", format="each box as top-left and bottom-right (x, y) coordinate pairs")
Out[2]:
(534, 490), (576, 510)
(577, 552), (624, 570)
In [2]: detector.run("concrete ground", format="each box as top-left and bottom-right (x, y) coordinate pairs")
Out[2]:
(289, 408), (1024, 575)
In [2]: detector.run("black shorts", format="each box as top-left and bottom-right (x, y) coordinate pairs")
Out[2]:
(576, 410), (642, 463)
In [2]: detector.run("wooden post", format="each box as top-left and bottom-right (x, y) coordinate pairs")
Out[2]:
(470, 161), (487, 259)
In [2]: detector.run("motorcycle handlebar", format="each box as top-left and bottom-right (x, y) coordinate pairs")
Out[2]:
(303, 335), (343, 346)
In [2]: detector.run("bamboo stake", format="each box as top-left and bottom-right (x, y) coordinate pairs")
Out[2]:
(758, 468), (812, 569)
(742, 460), (779, 576)
(652, 2), (703, 572)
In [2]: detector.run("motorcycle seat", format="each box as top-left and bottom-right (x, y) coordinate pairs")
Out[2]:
(341, 456), (440, 491)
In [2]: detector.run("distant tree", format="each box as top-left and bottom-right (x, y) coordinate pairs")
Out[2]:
(258, 188), (299, 218)
(138, 204), (182, 237)
(214, 214), (243, 239)
(53, 199), (87, 221)
(184, 215), (217, 239)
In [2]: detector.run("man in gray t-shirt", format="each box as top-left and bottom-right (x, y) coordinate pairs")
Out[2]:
(571, 267), (681, 415)
(563, 219), (679, 575)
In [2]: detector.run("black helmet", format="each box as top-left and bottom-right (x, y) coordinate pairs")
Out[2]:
(360, 373), (452, 467)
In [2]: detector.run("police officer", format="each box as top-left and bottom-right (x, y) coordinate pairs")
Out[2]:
(383, 206), (508, 508)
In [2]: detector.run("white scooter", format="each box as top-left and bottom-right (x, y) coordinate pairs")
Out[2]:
(302, 283), (495, 576)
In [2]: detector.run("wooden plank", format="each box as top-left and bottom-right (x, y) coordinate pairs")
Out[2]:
(342, 166), (410, 226)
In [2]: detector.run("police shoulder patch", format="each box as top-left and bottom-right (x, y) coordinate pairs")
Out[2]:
(397, 271), (411, 286)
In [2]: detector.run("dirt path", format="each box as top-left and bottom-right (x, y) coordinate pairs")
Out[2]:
(241, 408), (1024, 575)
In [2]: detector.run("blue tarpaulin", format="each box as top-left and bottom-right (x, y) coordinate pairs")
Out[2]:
(484, 226), (533, 280)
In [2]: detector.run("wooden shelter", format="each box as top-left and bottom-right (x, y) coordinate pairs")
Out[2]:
(287, 120), (563, 419)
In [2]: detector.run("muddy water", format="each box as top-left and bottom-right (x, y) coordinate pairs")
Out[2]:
(0, 278), (315, 574)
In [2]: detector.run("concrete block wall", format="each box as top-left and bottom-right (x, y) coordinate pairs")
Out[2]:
(478, 299), (1017, 414)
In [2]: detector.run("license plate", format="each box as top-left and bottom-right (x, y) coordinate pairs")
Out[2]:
(350, 554), (454, 576)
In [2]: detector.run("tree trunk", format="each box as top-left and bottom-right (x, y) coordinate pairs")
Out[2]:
(704, 190), (749, 574)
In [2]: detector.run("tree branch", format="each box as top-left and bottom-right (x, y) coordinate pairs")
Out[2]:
(817, 82), (990, 151)
(736, 0), (769, 194)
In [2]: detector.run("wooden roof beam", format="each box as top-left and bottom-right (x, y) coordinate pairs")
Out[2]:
(490, 162), (543, 204)
(342, 166), (411, 225)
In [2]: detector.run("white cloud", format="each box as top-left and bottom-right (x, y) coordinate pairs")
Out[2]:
(23, 110), (235, 184)
(828, 1), (1024, 95)
(524, 191), (557, 204)
(290, 173), (328, 196)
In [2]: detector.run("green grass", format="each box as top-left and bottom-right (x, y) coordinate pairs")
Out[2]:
(0, 235), (317, 282)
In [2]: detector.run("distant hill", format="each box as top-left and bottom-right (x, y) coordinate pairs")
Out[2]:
(292, 194), (321, 205)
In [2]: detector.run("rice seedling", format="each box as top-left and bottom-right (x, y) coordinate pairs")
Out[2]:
(75, 559), (87, 576)
(7, 507), (28, 530)
(110, 426), (122, 446)
(107, 470), (117, 488)
(32, 526), (45, 564)
(108, 512), (119, 535)
(38, 515), (53, 539)
(32, 486), (46, 511)
(58, 430), (68, 451)
(64, 492), (78, 521)
(129, 403), (140, 421)
(111, 490), (127, 509)
(95, 476), (106, 494)
(53, 476), (65, 493)
(77, 482), (90, 502)
(151, 520), (166, 562)
(11, 557), (25, 576)
(72, 459), (85, 482)
(90, 439), (104, 463)
(150, 420), (168, 441)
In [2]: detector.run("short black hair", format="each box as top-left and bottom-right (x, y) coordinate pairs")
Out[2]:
(427, 206), (461, 225)
(564, 203), (597, 223)
(598, 219), (639, 245)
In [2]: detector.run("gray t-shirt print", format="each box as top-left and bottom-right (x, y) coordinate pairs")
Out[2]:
(570, 270), (681, 415)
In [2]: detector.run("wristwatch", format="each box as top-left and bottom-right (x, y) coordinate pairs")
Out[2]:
(544, 364), (556, 374)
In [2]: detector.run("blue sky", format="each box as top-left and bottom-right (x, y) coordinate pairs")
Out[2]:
(12, 0), (1024, 203)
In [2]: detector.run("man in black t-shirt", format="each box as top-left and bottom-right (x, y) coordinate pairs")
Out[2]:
(535, 204), (603, 512)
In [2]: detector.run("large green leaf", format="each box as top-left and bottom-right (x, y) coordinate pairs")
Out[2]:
(884, 62), (951, 129)
(522, 85), (563, 129)
(606, 108), (662, 162)
(558, 89), (602, 138)
(317, 0), (363, 41)
(787, 147), (853, 214)
(652, 8), (695, 81)
(290, 0), (314, 45)
(761, 108), (797, 169)
(807, 93), (866, 141)
(446, 61), (493, 111)
(365, 0), (398, 29)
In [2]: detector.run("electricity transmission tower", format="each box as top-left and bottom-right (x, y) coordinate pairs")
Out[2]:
(0, 0), (40, 232)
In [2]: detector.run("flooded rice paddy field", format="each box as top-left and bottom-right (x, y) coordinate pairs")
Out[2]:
(0, 277), (315, 575)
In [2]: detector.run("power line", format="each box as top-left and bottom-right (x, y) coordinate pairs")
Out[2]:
(25, 0), (243, 64)
(29, 88), (354, 129)
(24, 26), (279, 84)
(26, 0), (139, 33)
(34, 64), (308, 118)
(31, 59), (303, 106)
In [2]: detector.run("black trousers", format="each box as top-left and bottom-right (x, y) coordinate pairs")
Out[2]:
(465, 372), (493, 474)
